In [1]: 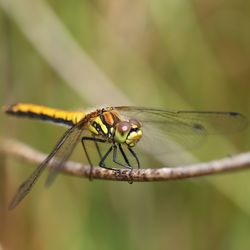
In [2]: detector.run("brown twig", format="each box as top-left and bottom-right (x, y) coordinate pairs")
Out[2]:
(1, 139), (250, 182)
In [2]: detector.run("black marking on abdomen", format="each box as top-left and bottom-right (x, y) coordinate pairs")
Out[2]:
(6, 110), (74, 126)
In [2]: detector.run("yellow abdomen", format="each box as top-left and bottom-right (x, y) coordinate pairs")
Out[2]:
(4, 103), (85, 126)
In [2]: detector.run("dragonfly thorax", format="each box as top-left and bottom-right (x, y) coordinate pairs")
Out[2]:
(88, 110), (122, 139)
(88, 110), (143, 147)
(88, 116), (111, 137)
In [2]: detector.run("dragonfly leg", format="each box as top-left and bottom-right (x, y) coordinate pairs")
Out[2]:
(113, 145), (133, 184)
(94, 139), (105, 167)
(99, 145), (118, 171)
(113, 144), (132, 170)
(81, 138), (93, 180)
(118, 144), (132, 168)
(82, 136), (120, 172)
(128, 147), (140, 169)
(81, 137), (107, 179)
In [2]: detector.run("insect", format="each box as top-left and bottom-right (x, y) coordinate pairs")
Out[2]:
(4, 103), (247, 209)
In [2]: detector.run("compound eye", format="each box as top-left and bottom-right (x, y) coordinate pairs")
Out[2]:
(129, 119), (141, 128)
(117, 121), (131, 135)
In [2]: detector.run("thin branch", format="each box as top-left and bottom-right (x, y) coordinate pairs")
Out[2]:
(1, 139), (250, 182)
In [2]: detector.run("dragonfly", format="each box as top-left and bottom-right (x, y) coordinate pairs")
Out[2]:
(4, 103), (248, 209)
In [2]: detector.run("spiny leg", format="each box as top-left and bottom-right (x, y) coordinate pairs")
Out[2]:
(124, 147), (140, 184)
(113, 144), (132, 169)
(82, 136), (122, 171)
(113, 145), (134, 184)
(128, 147), (140, 169)
(99, 145), (118, 171)
(81, 138), (93, 180)
(118, 144), (131, 167)
(81, 137), (107, 179)
(81, 136), (107, 144)
(94, 140), (105, 166)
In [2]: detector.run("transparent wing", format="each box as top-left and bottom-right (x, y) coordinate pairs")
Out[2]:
(9, 121), (85, 210)
(45, 126), (84, 187)
(115, 106), (248, 135)
(115, 106), (248, 161)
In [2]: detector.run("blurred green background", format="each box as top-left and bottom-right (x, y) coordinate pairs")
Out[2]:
(0, 0), (250, 249)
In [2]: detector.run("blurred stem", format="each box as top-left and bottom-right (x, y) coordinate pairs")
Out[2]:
(0, 0), (130, 106)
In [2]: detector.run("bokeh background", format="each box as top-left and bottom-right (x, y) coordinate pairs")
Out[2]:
(0, 0), (250, 249)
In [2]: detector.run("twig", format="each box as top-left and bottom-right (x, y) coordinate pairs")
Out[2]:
(1, 139), (250, 182)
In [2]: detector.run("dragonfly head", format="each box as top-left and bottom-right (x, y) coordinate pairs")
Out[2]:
(114, 119), (142, 147)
